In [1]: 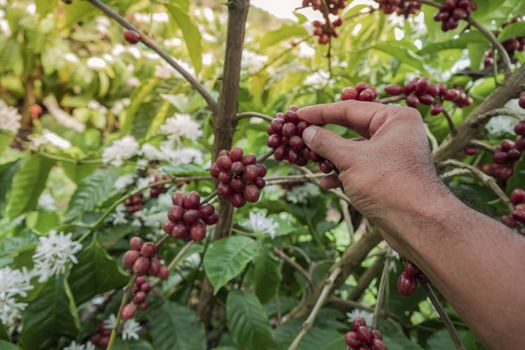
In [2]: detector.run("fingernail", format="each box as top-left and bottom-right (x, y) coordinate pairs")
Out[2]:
(302, 126), (318, 145)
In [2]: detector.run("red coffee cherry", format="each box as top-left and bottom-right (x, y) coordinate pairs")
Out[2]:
(124, 30), (141, 44)
(371, 338), (388, 350)
(357, 326), (373, 343)
(352, 317), (367, 332)
(385, 84), (403, 96)
(123, 250), (140, 269)
(345, 331), (362, 347)
(140, 242), (156, 258)
(121, 303), (136, 319)
(512, 189), (525, 205)
(133, 257), (150, 276)
(397, 271), (417, 296)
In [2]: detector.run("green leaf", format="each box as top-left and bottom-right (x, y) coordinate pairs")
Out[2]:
(148, 302), (206, 350)
(227, 291), (273, 350)
(113, 339), (154, 350)
(66, 169), (119, 221)
(370, 42), (426, 72)
(498, 21), (525, 42)
(36, 0), (59, 17)
(0, 340), (18, 350)
(204, 236), (259, 293)
(0, 160), (20, 217)
(259, 24), (308, 49)
(165, 4), (202, 74)
(63, 1), (97, 28)
(0, 322), (8, 340)
(21, 276), (80, 350)
(419, 31), (488, 55)
(5, 155), (54, 219)
(253, 245), (281, 304)
(160, 163), (209, 177)
(68, 238), (128, 304)
(0, 132), (13, 156)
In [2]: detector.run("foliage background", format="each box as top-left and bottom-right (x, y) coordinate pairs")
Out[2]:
(0, 0), (525, 349)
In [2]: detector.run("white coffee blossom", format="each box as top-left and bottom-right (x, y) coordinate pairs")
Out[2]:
(304, 71), (330, 89)
(0, 267), (33, 326)
(111, 205), (128, 225)
(141, 144), (167, 161)
(102, 136), (139, 166)
(87, 57), (107, 70)
(244, 212), (278, 239)
(286, 183), (320, 203)
(104, 314), (117, 330)
(32, 231), (82, 283)
(0, 99), (21, 133)
(115, 174), (136, 190)
(63, 341), (95, 350)
(121, 318), (141, 340)
(31, 130), (72, 150)
(346, 309), (373, 326)
(241, 50), (268, 73)
(159, 142), (203, 165)
(160, 114), (202, 142)
(38, 192), (57, 211)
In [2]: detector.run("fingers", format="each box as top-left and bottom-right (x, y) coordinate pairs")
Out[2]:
(298, 100), (411, 138)
(302, 126), (353, 169)
(319, 174), (341, 189)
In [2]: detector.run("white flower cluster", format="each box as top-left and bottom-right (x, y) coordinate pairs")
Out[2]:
(31, 130), (72, 150)
(286, 183), (320, 204)
(160, 114), (202, 142)
(103, 314), (141, 341)
(0, 267), (33, 326)
(32, 231), (82, 283)
(244, 212), (278, 239)
(0, 99), (21, 133)
(241, 50), (268, 73)
(141, 142), (203, 165)
(102, 136), (140, 167)
(63, 341), (95, 350)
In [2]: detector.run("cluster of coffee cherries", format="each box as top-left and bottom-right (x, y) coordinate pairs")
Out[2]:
(210, 148), (266, 208)
(89, 321), (112, 349)
(163, 191), (219, 240)
(121, 237), (169, 319)
(375, 0), (421, 19)
(344, 317), (388, 350)
(397, 260), (427, 296)
(303, 0), (345, 44)
(484, 17), (525, 68)
(124, 193), (143, 214)
(149, 175), (171, 198)
(267, 107), (335, 174)
(124, 30), (141, 44)
(500, 189), (525, 231)
(433, 0), (477, 32)
(483, 125), (525, 180)
(385, 78), (472, 115)
(341, 83), (379, 102)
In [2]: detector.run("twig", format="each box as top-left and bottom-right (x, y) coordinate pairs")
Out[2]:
(469, 140), (495, 152)
(152, 240), (194, 289)
(340, 199), (354, 243)
(440, 159), (513, 211)
(441, 109), (458, 135)
(274, 247), (314, 290)
(372, 255), (391, 329)
(467, 18), (512, 75)
(202, 191), (218, 204)
(420, 281), (466, 350)
(378, 95), (405, 104)
(439, 168), (471, 180)
(299, 166), (352, 204)
(425, 124), (439, 153)
(235, 111), (274, 123)
(38, 152), (102, 165)
(106, 277), (135, 350)
(287, 267), (341, 350)
(347, 257), (383, 301)
(257, 149), (275, 162)
(86, 0), (218, 115)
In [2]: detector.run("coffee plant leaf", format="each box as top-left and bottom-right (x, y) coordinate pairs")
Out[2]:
(204, 236), (260, 293)
(252, 243), (282, 304)
(20, 275), (80, 350)
(113, 339), (154, 350)
(0, 340), (18, 350)
(148, 302), (206, 350)
(68, 238), (128, 304)
(227, 291), (273, 350)
(5, 155), (54, 219)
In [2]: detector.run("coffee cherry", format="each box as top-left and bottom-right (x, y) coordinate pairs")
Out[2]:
(172, 223), (189, 238)
(133, 257), (150, 276)
(404, 261), (420, 276)
(397, 271), (417, 296)
(124, 30), (141, 44)
(352, 317), (367, 332)
(204, 211), (220, 225)
(385, 84), (403, 96)
(244, 184), (261, 202)
(357, 326), (373, 343)
(406, 94), (419, 108)
(371, 339), (388, 350)
(501, 215), (517, 228)
(345, 331), (362, 347)
(121, 303), (136, 319)
(512, 209), (525, 223)
(184, 191), (201, 210)
(342, 87), (359, 100)
(520, 94), (525, 109)
(216, 155), (232, 170)
(140, 243), (156, 258)
(371, 330), (382, 340)
(148, 258), (161, 276)
(512, 189), (525, 205)
(183, 209), (200, 224)
(133, 291), (147, 304)
(129, 236), (143, 251)
(190, 220), (207, 241)
(231, 193), (246, 208)
(158, 265), (169, 280)
(123, 250), (140, 269)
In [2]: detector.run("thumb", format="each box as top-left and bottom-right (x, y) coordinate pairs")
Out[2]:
(302, 126), (352, 170)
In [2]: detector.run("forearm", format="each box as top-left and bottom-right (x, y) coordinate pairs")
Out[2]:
(387, 191), (525, 349)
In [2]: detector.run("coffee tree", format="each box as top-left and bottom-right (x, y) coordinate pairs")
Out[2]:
(0, 0), (524, 349)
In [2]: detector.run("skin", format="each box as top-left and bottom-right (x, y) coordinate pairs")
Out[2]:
(298, 100), (525, 350)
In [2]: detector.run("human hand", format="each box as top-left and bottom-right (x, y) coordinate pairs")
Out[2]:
(298, 101), (455, 255)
